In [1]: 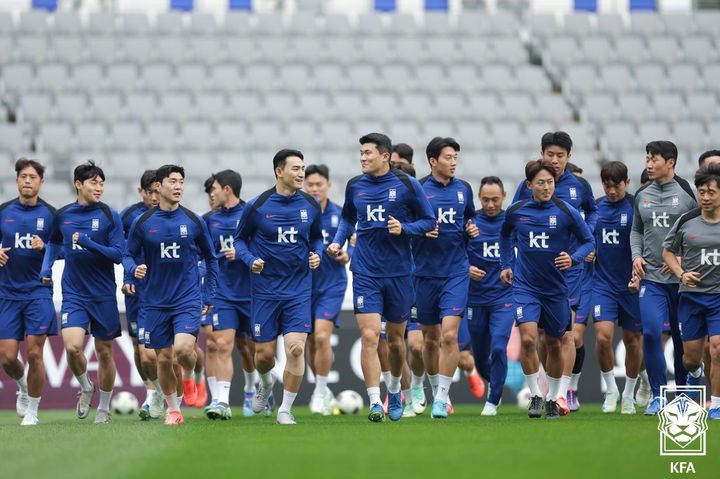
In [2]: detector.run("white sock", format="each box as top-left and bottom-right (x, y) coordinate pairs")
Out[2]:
(547, 376), (560, 401)
(146, 389), (156, 405)
(253, 370), (260, 385)
(243, 371), (256, 392)
(570, 372), (581, 391)
(217, 381), (231, 405)
(711, 396), (720, 409)
(463, 368), (473, 377)
(165, 392), (180, 412)
(27, 396), (40, 415)
(16, 375), (28, 394)
(689, 367), (702, 378)
(381, 370), (391, 386)
(525, 373), (542, 398)
(314, 375), (328, 396)
(367, 386), (381, 405)
(623, 376), (638, 399)
(601, 370), (619, 393)
(428, 373), (439, 397)
(279, 389), (297, 413)
(76, 372), (93, 392)
(436, 375), (453, 402)
(639, 369), (649, 385)
(388, 375), (401, 394)
(98, 389), (112, 412)
(411, 373), (424, 388)
(194, 369), (204, 384)
(207, 376), (217, 400)
(403, 388), (412, 402)
(260, 371), (274, 388)
(558, 375), (571, 399)
(152, 379), (162, 394)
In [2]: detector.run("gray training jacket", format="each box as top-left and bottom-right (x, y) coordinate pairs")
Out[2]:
(630, 176), (697, 284)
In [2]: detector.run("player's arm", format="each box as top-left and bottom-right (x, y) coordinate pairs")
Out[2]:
(630, 195), (647, 278)
(330, 182), (357, 255)
(233, 205), (260, 268)
(401, 179), (436, 236)
(39, 211), (65, 282)
(499, 212), (515, 284)
(198, 219), (219, 308)
(463, 183), (479, 238)
(122, 217), (145, 286)
(309, 211), (323, 269)
(581, 180), (598, 232)
(662, 217), (697, 287)
(568, 208), (596, 265)
(76, 211), (125, 263)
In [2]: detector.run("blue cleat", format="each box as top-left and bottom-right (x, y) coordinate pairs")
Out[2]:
(368, 402), (384, 422)
(709, 408), (720, 420)
(644, 397), (663, 415)
(387, 392), (403, 421)
(431, 399), (448, 419)
(138, 403), (151, 421)
(243, 391), (255, 417)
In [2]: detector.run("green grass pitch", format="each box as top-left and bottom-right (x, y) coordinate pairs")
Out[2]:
(1, 405), (718, 479)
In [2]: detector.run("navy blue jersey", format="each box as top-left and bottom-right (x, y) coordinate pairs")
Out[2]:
(41, 202), (124, 301)
(413, 176), (475, 278)
(204, 203), (250, 302)
(125, 205), (218, 309)
(467, 210), (512, 305)
(333, 169), (435, 278)
(120, 202), (151, 286)
(500, 197), (595, 298)
(234, 188), (324, 300)
(595, 194), (635, 294)
(0, 198), (56, 299)
(313, 200), (348, 294)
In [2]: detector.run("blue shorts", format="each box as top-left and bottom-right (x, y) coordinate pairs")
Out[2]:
(201, 313), (212, 327)
(380, 307), (420, 341)
(353, 274), (414, 323)
(312, 288), (345, 327)
(639, 280), (678, 338)
(415, 275), (469, 325)
(458, 315), (471, 351)
(574, 288), (593, 325)
(0, 298), (57, 340)
(252, 295), (311, 343)
(592, 288), (642, 333)
(678, 293), (720, 341)
(137, 308), (147, 345)
(212, 299), (252, 338)
(143, 307), (200, 349)
(514, 291), (571, 339)
(124, 294), (140, 338)
(61, 299), (120, 341)
(566, 266), (583, 310)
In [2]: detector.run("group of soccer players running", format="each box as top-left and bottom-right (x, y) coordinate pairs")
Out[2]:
(2, 130), (720, 425)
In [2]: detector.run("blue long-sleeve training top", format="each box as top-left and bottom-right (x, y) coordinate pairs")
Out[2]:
(313, 200), (348, 294)
(594, 194), (635, 294)
(467, 209), (512, 306)
(204, 203), (251, 302)
(120, 202), (151, 288)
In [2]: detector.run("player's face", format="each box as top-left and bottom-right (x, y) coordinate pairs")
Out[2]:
(139, 183), (160, 208)
(304, 173), (330, 203)
(75, 175), (104, 205)
(541, 145), (570, 178)
(16, 166), (43, 199)
(479, 183), (506, 217)
(277, 156), (305, 191)
(360, 143), (389, 175)
(698, 181), (720, 213)
(602, 179), (629, 203)
(702, 156), (720, 168)
(645, 154), (673, 180)
(160, 172), (184, 205)
(209, 180), (229, 208)
(527, 169), (555, 202)
(430, 146), (458, 179)
(390, 153), (410, 166)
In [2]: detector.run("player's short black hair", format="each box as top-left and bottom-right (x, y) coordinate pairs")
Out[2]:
(566, 162), (583, 175)
(359, 133), (392, 156)
(204, 175), (215, 194)
(694, 163), (720, 189)
(640, 168), (650, 185)
(480, 176), (505, 192)
(525, 159), (556, 182)
(73, 160), (105, 185)
(155, 164), (185, 183)
(600, 161), (629, 185)
(140, 169), (157, 190)
(646, 140), (677, 166)
(426, 136), (460, 162)
(698, 149), (720, 167)
(395, 162), (416, 177)
(541, 131), (572, 154)
(305, 164), (330, 181)
(213, 169), (243, 198)
(392, 143), (414, 163)
(273, 149), (304, 175)
(15, 158), (45, 179)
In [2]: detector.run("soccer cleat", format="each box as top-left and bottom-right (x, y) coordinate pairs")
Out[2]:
(402, 402), (416, 418)
(644, 397), (662, 415)
(709, 408), (720, 420)
(276, 410), (296, 425)
(528, 395), (543, 418)
(446, 397), (455, 415)
(555, 396), (570, 416)
(635, 375), (652, 408)
(602, 390), (620, 413)
(431, 399), (448, 419)
(76, 384), (96, 419)
(182, 379), (197, 407)
(686, 369), (703, 386)
(383, 394), (389, 414)
(252, 379), (275, 413)
(20, 413), (38, 426)
(388, 391), (403, 421)
(309, 392), (326, 415)
(621, 397), (636, 415)
(208, 403), (232, 420)
(243, 391), (255, 417)
(567, 389), (580, 412)
(195, 381), (208, 408)
(466, 369), (486, 399)
(481, 402), (498, 416)
(205, 399), (218, 417)
(150, 392), (164, 419)
(165, 410), (184, 425)
(94, 410), (112, 425)
(545, 400), (559, 420)
(411, 385), (427, 414)
(138, 403), (151, 421)
(323, 387), (334, 416)
(368, 402), (384, 422)
(16, 391), (29, 417)
(263, 391), (275, 417)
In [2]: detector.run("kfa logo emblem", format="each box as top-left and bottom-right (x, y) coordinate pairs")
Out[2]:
(36, 217), (44, 231)
(467, 307), (473, 320)
(437, 208), (457, 224)
(658, 386), (708, 456)
(277, 227), (298, 244)
(254, 324), (261, 337)
(357, 296), (364, 309)
(411, 307), (417, 320)
(620, 213), (628, 226)
(549, 215), (557, 228)
(671, 196), (679, 208)
(91, 218), (99, 231)
(366, 205), (386, 222)
(457, 191), (465, 204)
(331, 214), (339, 228)
(180, 224), (188, 237)
(569, 187), (577, 200)
(643, 198), (652, 208)
(389, 189), (397, 202)
(300, 209), (308, 223)
(594, 304), (601, 318)
(515, 306), (523, 320)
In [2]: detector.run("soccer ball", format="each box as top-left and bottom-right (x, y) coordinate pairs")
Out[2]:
(335, 390), (364, 415)
(516, 386), (532, 409)
(111, 391), (139, 415)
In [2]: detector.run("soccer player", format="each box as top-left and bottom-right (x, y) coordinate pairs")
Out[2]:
(304, 164), (350, 415)
(0, 159), (57, 425)
(631, 141), (697, 414)
(501, 159), (594, 419)
(698, 150), (720, 169)
(466, 176), (514, 416)
(592, 161), (643, 414)
(124, 164), (218, 425)
(233, 149), (323, 425)
(414, 137), (477, 419)
(40, 161), (124, 424)
(391, 143), (414, 167)
(328, 133), (435, 422)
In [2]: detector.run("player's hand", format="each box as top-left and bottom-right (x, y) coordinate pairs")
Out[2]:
(469, 265), (486, 281)
(500, 268), (513, 285)
(465, 219), (479, 238)
(681, 271), (700, 288)
(309, 252), (320, 270)
(221, 247), (236, 261)
(121, 283), (136, 296)
(632, 257), (647, 279)
(134, 264), (147, 279)
(349, 234), (357, 247)
(585, 250), (595, 263)
(251, 258), (264, 274)
(628, 275), (640, 294)
(31, 235), (45, 251)
(554, 252), (573, 270)
(41, 277), (52, 285)
(333, 249), (350, 265)
(72, 231), (79, 244)
(202, 304), (213, 316)
(0, 247), (10, 267)
(327, 243), (341, 257)
(387, 216), (402, 235)
(425, 222), (439, 238)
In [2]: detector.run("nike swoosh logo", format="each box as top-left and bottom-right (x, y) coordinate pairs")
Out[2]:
(265, 214), (276, 218)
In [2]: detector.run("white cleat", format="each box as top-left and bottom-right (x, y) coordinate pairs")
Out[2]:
(94, 409), (112, 425)
(323, 387), (334, 416)
(150, 392), (165, 419)
(602, 390), (620, 413)
(16, 391), (29, 417)
(621, 397), (637, 415)
(20, 413), (38, 426)
(276, 410), (296, 425)
(76, 385), (96, 419)
(635, 376), (652, 408)
(481, 402), (498, 416)
(309, 393), (326, 415)
(252, 379), (275, 414)
(411, 385), (427, 415)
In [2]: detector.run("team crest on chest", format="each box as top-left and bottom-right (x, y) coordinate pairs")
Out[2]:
(621, 213), (628, 226)
(671, 196), (679, 208)
(180, 224), (188, 237)
(457, 191), (465, 204)
(549, 215), (557, 227)
(300, 209), (308, 222)
(643, 198), (652, 208)
(36, 217), (44, 231)
(389, 189), (397, 202)
(569, 187), (577, 200)
(331, 214), (339, 227)
(91, 218), (99, 231)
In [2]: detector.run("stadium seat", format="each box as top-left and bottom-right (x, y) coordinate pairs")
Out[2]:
(0, 124), (27, 153)
(155, 12), (186, 36)
(118, 13), (151, 35)
(74, 121), (108, 150)
(86, 12), (116, 35)
(19, 92), (53, 124)
(55, 93), (87, 122)
(88, 93), (123, 122)
(110, 123), (143, 150)
(53, 11), (83, 35)
(123, 93), (157, 122)
(157, 92), (194, 121)
(71, 63), (104, 92)
(52, 36), (84, 65)
(18, 10), (50, 35)
(145, 122), (179, 150)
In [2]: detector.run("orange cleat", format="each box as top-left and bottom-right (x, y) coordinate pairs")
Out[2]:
(195, 381), (208, 408)
(182, 379), (197, 407)
(466, 369), (486, 399)
(165, 410), (184, 425)
(556, 396), (570, 416)
(446, 397), (455, 415)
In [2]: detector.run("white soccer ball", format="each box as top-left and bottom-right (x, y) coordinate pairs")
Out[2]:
(516, 386), (532, 409)
(335, 390), (364, 415)
(111, 391), (139, 415)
